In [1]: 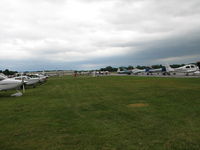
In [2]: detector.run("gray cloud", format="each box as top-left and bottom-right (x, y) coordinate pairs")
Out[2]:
(0, 0), (200, 71)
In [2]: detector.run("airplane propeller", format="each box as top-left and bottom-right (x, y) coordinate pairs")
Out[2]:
(22, 78), (25, 93)
(20, 73), (26, 93)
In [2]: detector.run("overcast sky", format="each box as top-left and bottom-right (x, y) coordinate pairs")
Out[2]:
(0, 0), (200, 71)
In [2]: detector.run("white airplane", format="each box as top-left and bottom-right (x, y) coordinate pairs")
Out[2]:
(33, 74), (48, 83)
(13, 76), (40, 86)
(145, 67), (166, 75)
(132, 68), (146, 75)
(165, 64), (199, 75)
(0, 74), (25, 95)
(132, 67), (165, 75)
(117, 68), (132, 75)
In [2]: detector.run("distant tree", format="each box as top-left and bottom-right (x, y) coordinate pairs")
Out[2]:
(100, 66), (118, 72)
(3, 69), (17, 76)
(0, 70), (2, 73)
(105, 66), (113, 72)
(100, 68), (104, 71)
(171, 64), (185, 68)
(136, 65), (146, 69)
(127, 66), (134, 70)
(3, 69), (10, 75)
(151, 65), (162, 69)
(112, 68), (118, 72)
(119, 66), (127, 70)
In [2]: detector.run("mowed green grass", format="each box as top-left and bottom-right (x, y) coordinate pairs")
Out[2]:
(0, 76), (200, 150)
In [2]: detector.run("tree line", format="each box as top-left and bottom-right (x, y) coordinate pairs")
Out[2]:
(0, 69), (18, 76)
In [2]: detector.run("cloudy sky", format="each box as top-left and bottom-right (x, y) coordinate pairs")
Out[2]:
(0, 0), (200, 71)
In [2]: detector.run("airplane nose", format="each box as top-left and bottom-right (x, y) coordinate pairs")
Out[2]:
(13, 80), (24, 86)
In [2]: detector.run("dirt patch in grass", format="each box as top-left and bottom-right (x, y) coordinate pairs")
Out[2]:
(128, 103), (149, 108)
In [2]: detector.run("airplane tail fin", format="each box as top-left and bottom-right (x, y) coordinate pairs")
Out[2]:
(117, 68), (120, 73)
(164, 64), (174, 72)
(42, 70), (46, 76)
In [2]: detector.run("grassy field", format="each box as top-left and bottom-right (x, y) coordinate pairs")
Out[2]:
(0, 76), (200, 150)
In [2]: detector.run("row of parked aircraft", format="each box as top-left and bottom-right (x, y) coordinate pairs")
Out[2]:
(0, 73), (48, 96)
(1, 63), (199, 96)
(117, 64), (200, 75)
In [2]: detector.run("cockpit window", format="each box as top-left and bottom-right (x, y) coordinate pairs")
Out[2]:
(191, 65), (195, 68)
(186, 66), (190, 68)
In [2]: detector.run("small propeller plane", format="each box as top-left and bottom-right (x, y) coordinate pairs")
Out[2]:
(0, 73), (26, 96)
(132, 68), (146, 75)
(13, 76), (40, 87)
(145, 67), (166, 75)
(117, 68), (132, 75)
(164, 64), (199, 75)
(132, 67), (166, 75)
(32, 74), (48, 83)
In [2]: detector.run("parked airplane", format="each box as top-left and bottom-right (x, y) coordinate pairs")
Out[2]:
(132, 68), (146, 75)
(120, 67), (165, 75)
(146, 67), (166, 75)
(164, 64), (199, 75)
(29, 74), (48, 83)
(13, 76), (40, 86)
(132, 67), (165, 75)
(0, 74), (25, 94)
(117, 68), (132, 75)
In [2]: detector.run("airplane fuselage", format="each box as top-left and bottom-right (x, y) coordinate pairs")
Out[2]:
(132, 69), (146, 74)
(174, 67), (197, 73)
(171, 65), (198, 73)
(14, 76), (40, 86)
(0, 79), (22, 91)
